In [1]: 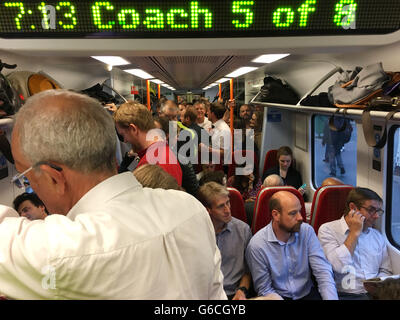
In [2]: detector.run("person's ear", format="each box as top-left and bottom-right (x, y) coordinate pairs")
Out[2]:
(128, 123), (139, 135)
(271, 209), (280, 221)
(349, 202), (357, 211)
(38, 164), (66, 196)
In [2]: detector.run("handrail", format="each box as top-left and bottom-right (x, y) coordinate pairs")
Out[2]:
(249, 101), (400, 122)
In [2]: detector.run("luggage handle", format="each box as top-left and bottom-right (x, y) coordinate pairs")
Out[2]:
(297, 66), (344, 106)
(0, 60), (17, 73)
(361, 107), (399, 149)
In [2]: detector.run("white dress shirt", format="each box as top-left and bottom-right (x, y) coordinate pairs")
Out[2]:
(0, 172), (226, 300)
(210, 119), (232, 164)
(318, 216), (392, 294)
(197, 117), (212, 133)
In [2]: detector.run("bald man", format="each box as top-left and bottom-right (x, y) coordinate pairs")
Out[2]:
(246, 191), (338, 300)
(321, 177), (345, 187)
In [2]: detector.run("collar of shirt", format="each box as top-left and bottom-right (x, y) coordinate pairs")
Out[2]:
(217, 221), (232, 236)
(265, 222), (298, 246)
(67, 172), (141, 220)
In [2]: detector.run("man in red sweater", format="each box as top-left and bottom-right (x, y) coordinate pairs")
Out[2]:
(114, 102), (182, 186)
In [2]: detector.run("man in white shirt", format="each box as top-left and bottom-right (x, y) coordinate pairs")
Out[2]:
(318, 187), (392, 300)
(207, 103), (232, 166)
(2, 90), (226, 300)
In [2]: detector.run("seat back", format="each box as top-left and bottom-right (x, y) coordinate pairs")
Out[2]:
(309, 185), (354, 234)
(262, 149), (278, 174)
(227, 187), (247, 224)
(252, 186), (306, 234)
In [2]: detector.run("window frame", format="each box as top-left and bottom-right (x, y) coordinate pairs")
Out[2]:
(386, 124), (400, 250)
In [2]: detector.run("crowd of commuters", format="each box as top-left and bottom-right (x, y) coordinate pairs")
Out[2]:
(1, 90), (395, 300)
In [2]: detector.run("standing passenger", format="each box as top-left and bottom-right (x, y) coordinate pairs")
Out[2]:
(13, 192), (48, 220)
(1, 90), (226, 299)
(114, 102), (182, 185)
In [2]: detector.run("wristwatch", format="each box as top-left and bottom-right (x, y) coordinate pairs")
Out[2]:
(236, 286), (249, 297)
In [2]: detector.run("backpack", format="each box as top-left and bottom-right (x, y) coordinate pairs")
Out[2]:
(342, 120), (353, 144)
(254, 76), (300, 105)
(0, 60), (23, 116)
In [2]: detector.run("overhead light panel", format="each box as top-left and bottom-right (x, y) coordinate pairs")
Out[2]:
(150, 79), (164, 84)
(252, 54), (290, 64)
(216, 78), (230, 83)
(123, 69), (154, 79)
(226, 67), (258, 78)
(91, 56), (130, 66)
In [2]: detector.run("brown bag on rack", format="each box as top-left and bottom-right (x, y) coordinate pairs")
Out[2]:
(361, 96), (400, 149)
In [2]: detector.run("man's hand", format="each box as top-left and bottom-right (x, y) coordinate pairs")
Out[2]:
(232, 289), (247, 300)
(105, 103), (117, 113)
(347, 209), (365, 235)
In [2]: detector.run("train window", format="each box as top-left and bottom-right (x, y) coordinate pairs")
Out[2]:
(312, 115), (357, 188)
(388, 126), (400, 248)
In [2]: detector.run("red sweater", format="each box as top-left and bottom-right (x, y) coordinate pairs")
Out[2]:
(137, 141), (182, 186)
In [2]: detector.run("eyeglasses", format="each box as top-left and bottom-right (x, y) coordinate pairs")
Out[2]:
(360, 206), (384, 217)
(11, 162), (62, 189)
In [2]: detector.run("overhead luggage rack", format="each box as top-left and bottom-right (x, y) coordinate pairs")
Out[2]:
(249, 65), (400, 122)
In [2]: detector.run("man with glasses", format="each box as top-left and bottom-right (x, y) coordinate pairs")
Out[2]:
(1, 90), (226, 299)
(318, 187), (393, 300)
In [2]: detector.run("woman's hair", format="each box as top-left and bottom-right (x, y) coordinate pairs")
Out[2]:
(253, 111), (264, 131)
(277, 146), (293, 160)
(133, 164), (183, 191)
(16, 89), (117, 173)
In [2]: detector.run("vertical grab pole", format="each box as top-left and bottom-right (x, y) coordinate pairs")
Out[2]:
(219, 84), (222, 100)
(158, 84), (161, 99)
(230, 79), (234, 157)
(146, 80), (151, 110)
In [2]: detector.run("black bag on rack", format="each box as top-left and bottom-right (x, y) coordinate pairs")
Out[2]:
(0, 60), (22, 116)
(256, 76), (300, 104)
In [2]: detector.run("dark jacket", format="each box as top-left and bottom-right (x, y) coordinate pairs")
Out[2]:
(261, 165), (303, 190)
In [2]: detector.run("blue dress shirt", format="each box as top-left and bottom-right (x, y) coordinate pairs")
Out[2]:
(216, 217), (252, 296)
(246, 222), (338, 300)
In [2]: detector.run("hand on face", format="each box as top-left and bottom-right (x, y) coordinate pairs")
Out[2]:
(347, 209), (365, 235)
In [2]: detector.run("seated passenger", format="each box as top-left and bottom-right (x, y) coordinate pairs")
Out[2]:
(133, 164), (183, 191)
(261, 146), (305, 196)
(114, 102), (182, 186)
(318, 187), (393, 300)
(199, 170), (227, 187)
(246, 191), (338, 300)
(262, 174), (284, 188)
(13, 192), (48, 220)
(197, 182), (252, 300)
(321, 176), (345, 187)
(227, 165), (262, 202)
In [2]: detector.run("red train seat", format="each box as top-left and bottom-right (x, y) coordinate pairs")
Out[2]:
(309, 185), (354, 235)
(227, 187), (247, 224)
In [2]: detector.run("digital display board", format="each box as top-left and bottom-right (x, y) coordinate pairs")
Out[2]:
(0, 0), (399, 38)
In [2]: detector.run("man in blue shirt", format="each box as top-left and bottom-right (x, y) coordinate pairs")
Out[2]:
(197, 182), (252, 300)
(246, 191), (338, 300)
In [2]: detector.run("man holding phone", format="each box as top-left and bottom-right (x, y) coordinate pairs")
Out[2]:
(318, 187), (393, 300)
